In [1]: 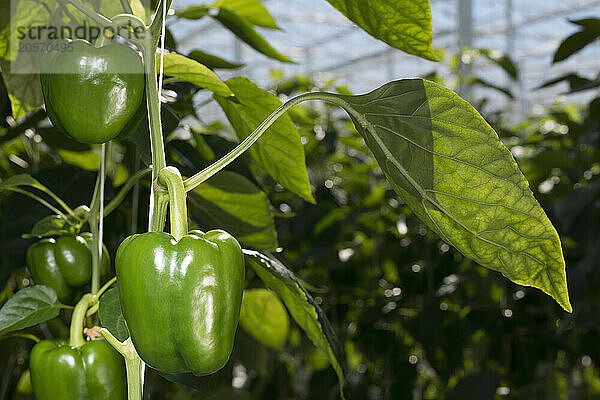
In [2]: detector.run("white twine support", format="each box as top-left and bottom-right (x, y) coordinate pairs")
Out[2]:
(99, 143), (106, 271)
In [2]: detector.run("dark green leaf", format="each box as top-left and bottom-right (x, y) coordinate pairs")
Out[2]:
(0, 174), (49, 193)
(0, 75), (11, 128)
(98, 288), (129, 342)
(21, 215), (75, 239)
(325, 0), (440, 61)
(188, 50), (244, 70)
(244, 250), (345, 398)
(552, 19), (600, 63)
(161, 53), (234, 97)
(188, 171), (278, 250)
(323, 79), (571, 312)
(239, 288), (289, 350)
(0, 286), (62, 336)
(215, 77), (313, 202)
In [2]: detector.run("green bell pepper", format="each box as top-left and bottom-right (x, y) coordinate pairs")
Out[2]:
(30, 295), (127, 400)
(40, 39), (145, 144)
(26, 233), (111, 304)
(115, 229), (245, 375)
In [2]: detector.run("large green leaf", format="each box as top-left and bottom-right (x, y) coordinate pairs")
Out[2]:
(239, 288), (289, 350)
(325, 0), (440, 61)
(0, 286), (62, 336)
(215, 77), (314, 202)
(161, 53), (233, 97)
(98, 288), (130, 342)
(320, 79), (570, 312)
(244, 250), (345, 398)
(188, 171), (278, 250)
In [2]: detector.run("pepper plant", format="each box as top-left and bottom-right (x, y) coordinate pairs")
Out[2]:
(0, 0), (573, 399)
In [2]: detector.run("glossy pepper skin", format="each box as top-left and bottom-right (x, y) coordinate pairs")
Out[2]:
(30, 340), (126, 400)
(26, 233), (111, 303)
(40, 39), (145, 144)
(116, 229), (245, 375)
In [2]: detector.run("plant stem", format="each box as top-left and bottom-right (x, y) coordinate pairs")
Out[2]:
(125, 356), (144, 400)
(97, 277), (117, 298)
(158, 167), (188, 240)
(141, 40), (169, 232)
(120, 0), (134, 15)
(100, 329), (144, 400)
(66, 0), (113, 28)
(183, 92), (332, 192)
(89, 143), (108, 295)
(69, 294), (95, 348)
(104, 167), (151, 217)
(85, 277), (117, 317)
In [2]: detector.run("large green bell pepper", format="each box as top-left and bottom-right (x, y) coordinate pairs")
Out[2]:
(40, 39), (145, 144)
(30, 294), (127, 400)
(26, 233), (111, 303)
(115, 229), (245, 375)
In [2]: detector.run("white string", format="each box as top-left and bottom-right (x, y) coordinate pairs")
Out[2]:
(158, 0), (167, 98)
(99, 143), (105, 271)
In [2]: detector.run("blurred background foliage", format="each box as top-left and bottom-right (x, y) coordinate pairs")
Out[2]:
(0, 2), (599, 400)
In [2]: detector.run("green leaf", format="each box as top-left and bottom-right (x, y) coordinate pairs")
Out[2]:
(0, 0), (50, 61)
(22, 215), (75, 239)
(213, 8), (293, 63)
(0, 60), (43, 114)
(239, 288), (289, 350)
(215, 77), (313, 202)
(187, 50), (244, 70)
(176, 0), (279, 30)
(325, 0), (440, 61)
(0, 286), (62, 336)
(212, 0), (280, 29)
(320, 79), (571, 312)
(188, 171), (278, 250)
(244, 250), (345, 398)
(98, 288), (130, 342)
(0, 174), (48, 192)
(161, 53), (233, 97)
(553, 29), (600, 63)
(174, 5), (210, 19)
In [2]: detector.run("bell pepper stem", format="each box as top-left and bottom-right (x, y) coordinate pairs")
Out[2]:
(100, 329), (144, 400)
(69, 294), (96, 348)
(158, 167), (188, 240)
